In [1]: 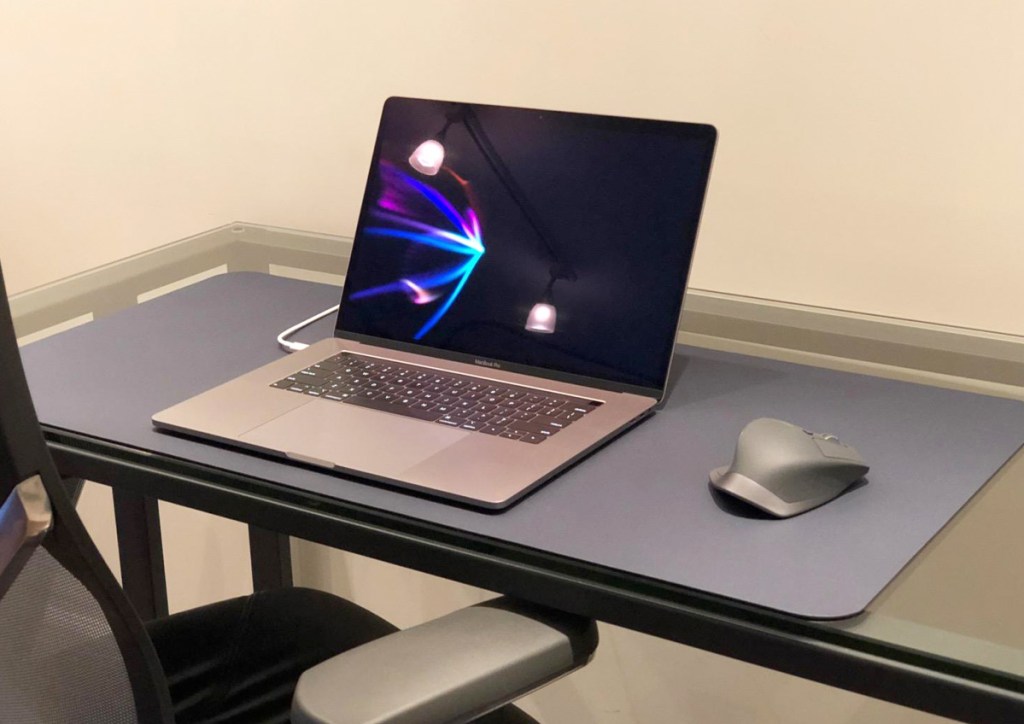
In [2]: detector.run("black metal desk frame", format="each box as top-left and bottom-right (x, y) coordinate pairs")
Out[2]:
(47, 426), (1024, 724)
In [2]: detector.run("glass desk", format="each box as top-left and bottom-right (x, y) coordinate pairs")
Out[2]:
(9, 223), (1024, 723)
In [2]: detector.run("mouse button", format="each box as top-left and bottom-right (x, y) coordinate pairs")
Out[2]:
(746, 417), (801, 438)
(737, 418), (815, 460)
(813, 437), (864, 463)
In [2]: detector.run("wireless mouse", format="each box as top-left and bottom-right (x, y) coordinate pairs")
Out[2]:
(709, 418), (869, 518)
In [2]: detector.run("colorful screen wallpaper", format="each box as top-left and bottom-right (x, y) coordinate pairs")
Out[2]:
(338, 98), (716, 391)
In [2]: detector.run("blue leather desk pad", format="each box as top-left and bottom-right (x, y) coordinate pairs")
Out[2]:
(21, 273), (1024, 619)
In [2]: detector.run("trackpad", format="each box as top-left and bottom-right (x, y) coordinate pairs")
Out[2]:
(240, 401), (467, 476)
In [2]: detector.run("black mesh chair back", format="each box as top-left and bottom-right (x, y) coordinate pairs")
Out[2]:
(0, 260), (174, 723)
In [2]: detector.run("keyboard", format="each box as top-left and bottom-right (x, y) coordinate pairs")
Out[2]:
(271, 352), (602, 444)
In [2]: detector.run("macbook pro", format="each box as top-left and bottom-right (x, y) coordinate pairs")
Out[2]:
(153, 97), (716, 509)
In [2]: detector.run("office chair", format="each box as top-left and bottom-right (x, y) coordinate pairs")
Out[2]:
(0, 259), (598, 723)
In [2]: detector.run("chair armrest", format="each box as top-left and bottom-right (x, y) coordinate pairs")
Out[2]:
(0, 476), (52, 598)
(291, 596), (598, 724)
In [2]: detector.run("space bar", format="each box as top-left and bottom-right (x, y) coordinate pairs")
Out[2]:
(344, 395), (442, 421)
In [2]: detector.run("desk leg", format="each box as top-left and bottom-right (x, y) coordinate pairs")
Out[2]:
(112, 490), (169, 621)
(248, 526), (293, 590)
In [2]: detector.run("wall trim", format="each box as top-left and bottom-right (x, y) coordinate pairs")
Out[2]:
(12, 222), (1022, 398)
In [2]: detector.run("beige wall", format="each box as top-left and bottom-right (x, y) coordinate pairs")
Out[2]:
(3, 3), (1007, 722)
(3, 2), (1022, 334)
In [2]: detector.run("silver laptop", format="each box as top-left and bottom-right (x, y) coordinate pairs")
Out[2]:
(153, 97), (716, 509)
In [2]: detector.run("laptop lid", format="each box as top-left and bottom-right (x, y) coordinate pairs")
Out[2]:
(337, 97), (716, 400)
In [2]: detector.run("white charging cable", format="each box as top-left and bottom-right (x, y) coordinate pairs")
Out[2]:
(276, 305), (340, 353)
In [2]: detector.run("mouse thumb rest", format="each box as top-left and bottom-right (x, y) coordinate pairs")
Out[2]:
(709, 466), (844, 518)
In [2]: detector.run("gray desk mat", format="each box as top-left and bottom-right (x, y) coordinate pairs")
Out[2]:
(21, 273), (1024, 619)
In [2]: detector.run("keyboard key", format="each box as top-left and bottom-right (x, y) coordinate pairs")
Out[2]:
(312, 359), (342, 371)
(277, 352), (600, 444)
(513, 419), (563, 436)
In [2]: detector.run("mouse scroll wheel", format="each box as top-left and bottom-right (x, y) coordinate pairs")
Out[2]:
(821, 433), (839, 442)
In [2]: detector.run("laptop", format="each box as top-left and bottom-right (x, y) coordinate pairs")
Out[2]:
(153, 97), (716, 509)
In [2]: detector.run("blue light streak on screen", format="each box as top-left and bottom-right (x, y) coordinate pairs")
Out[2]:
(349, 162), (485, 340)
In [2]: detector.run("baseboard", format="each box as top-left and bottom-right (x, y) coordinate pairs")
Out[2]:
(14, 221), (1023, 398)
(679, 290), (1024, 397)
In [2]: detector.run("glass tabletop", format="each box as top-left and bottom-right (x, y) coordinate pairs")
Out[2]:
(9, 222), (1024, 720)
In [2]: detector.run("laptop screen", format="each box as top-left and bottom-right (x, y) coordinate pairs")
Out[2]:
(337, 97), (716, 395)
